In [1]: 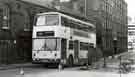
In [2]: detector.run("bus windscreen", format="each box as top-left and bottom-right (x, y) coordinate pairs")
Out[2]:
(33, 38), (60, 51)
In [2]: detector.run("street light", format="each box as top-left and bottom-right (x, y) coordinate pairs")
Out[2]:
(113, 37), (117, 57)
(85, 0), (87, 17)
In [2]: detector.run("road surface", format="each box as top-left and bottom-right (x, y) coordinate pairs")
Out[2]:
(0, 65), (134, 77)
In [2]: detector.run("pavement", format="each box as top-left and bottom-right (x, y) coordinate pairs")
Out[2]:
(87, 51), (135, 73)
(14, 69), (135, 77)
(0, 63), (41, 70)
(46, 71), (134, 77)
(0, 65), (134, 77)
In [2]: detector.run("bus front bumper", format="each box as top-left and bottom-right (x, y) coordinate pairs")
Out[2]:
(32, 59), (61, 64)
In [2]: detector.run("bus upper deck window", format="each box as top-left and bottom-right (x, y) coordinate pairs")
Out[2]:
(36, 14), (59, 26)
(46, 14), (59, 26)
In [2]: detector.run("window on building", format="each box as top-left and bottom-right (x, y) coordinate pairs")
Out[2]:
(0, 6), (9, 29)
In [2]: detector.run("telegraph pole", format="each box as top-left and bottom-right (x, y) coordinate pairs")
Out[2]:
(85, 0), (87, 17)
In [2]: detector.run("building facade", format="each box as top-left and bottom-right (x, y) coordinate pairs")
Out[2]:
(86, 0), (127, 55)
(95, 0), (128, 55)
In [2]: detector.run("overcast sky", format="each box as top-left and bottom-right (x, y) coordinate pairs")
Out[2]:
(125, 0), (135, 17)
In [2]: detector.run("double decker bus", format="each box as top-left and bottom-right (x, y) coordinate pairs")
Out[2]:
(32, 12), (96, 66)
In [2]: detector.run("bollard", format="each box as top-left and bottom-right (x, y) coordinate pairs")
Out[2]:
(86, 64), (89, 69)
(19, 67), (24, 75)
(58, 64), (63, 71)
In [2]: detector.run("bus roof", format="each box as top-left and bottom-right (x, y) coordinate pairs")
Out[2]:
(37, 12), (95, 28)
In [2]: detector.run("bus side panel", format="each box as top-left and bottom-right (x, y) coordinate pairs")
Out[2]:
(88, 46), (95, 65)
(78, 50), (88, 65)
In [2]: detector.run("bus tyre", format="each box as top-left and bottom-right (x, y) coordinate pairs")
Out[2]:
(68, 56), (74, 67)
(44, 64), (48, 67)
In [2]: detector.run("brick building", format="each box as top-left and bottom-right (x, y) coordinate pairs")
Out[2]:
(95, 0), (128, 55)
(85, 0), (128, 55)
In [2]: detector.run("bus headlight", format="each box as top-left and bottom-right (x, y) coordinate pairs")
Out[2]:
(61, 59), (66, 64)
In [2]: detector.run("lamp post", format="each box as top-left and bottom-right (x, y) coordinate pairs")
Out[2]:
(85, 0), (87, 17)
(113, 37), (117, 58)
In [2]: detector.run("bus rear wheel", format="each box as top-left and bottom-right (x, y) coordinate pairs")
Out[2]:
(68, 56), (74, 67)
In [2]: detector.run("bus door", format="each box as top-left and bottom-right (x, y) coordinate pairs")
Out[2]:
(88, 43), (94, 65)
(74, 40), (79, 64)
(61, 39), (67, 63)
